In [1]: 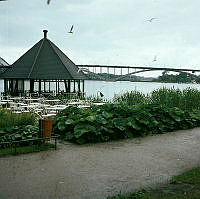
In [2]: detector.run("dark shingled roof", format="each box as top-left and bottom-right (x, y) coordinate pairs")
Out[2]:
(0, 57), (9, 74)
(0, 30), (86, 80)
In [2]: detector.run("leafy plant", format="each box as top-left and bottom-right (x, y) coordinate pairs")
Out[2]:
(0, 125), (40, 148)
(113, 87), (200, 111)
(53, 104), (200, 144)
(0, 109), (36, 130)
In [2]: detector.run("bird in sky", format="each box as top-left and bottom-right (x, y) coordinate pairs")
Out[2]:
(153, 56), (157, 62)
(47, 0), (51, 5)
(146, 17), (157, 22)
(68, 25), (74, 34)
(0, 0), (8, 1)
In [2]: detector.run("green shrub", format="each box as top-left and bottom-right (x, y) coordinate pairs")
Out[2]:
(0, 125), (40, 149)
(53, 104), (200, 144)
(150, 87), (182, 108)
(114, 87), (200, 111)
(0, 109), (36, 130)
(113, 90), (149, 105)
(181, 88), (200, 110)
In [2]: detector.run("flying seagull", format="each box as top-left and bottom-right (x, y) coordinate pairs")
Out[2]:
(152, 56), (157, 62)
(47, 0), (51, 5)
(146, 17), (157, 22)
(68, 25), (74, 34)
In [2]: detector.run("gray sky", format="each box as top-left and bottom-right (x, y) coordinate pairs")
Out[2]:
(1, 0), (200, 77)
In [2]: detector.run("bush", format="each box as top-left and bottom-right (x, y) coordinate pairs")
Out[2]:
(114, 87), (200, 111)
(0, 109), (36, 130)
(0, 125), (40, 149)
(114, 90), (149, 106)
(53, 104), (200, 144)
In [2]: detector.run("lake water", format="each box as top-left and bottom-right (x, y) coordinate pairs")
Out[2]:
(0, 80), (200, 100)
(85, 80), (200, 100)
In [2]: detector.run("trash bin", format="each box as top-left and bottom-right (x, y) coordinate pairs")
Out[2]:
(39, 119), (53, 140)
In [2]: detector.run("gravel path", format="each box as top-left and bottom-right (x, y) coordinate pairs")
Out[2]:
(0, 128), (200, 199)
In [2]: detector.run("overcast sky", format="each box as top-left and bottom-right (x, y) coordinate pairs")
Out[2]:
(1, 0), (200, 77)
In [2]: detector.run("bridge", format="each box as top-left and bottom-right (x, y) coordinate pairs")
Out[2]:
(1, 64), (200, 81)
(77, 65), (200, 81)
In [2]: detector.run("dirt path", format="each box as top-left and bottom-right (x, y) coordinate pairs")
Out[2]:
(1, 128), (200, 199)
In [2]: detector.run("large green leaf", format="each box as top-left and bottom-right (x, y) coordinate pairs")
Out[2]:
(14, 134), (21, 139)
(74, 124), (96, 138)
(138, 119), (150, 125)
(57, 121), (66, 131)
(125, 131), (134, 138)
(0, 130), (7, 136)
(101, 135), (110, 141)
(85, 115), (96, 122)
(151, 119), (159, 126)
(171, 115), (182, 122)
(102, 111), (113, 119)
(23, 131), (29, 135)
(95, 115), (107, 125)
(112, 118), (127, 131)
(100, 126), (114, 134)
(65, 119), (74, 125)
(76, 137), (87, 144)
(64, 132), (74, 140)
(127, 118), (141, 130)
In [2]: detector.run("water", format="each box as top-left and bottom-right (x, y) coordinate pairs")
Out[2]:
(85, 80), (200, 100)
(0, 80), (200, 100)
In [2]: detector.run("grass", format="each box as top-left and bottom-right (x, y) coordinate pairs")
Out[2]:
(0, 108), (36, 130)
(0, 142), (55, 157)
(113, 90), (148, 106)
(114, 87), (200, 111)
(107, 167), (200, 199)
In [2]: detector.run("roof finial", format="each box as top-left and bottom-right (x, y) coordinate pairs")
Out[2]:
(43, 30), (48, 38)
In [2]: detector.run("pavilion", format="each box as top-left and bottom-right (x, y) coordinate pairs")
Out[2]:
(0, 57), (9, 74)
(0, 30), (86, 97)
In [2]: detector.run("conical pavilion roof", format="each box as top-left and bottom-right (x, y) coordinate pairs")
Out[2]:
(0, 30), (85, 80)
(0, 57), (9, 74)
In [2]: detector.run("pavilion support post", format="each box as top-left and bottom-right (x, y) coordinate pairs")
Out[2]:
(30, 79), (34, 93)
(44, 80), (46, 92)
(14, 80), (18, 95)
(22, 79), (25, 94)
(78, 80), (81, 97)
(68, 80), (70, 93)
(49, 81), (50, 92)
(4, 79), (7, 95)
(78, 80), (80, 92)
(64, 80), (67, 93)
(55, 80), (58, 95)
(73, 80), (76, 93)
(82, 80), (85, 94)
(58, 80), (60, 93)
(10, 80), (13, 94)
(39, 80), (41, 94)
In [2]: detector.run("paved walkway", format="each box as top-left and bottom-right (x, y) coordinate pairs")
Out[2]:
(0, 128), (200, 199)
